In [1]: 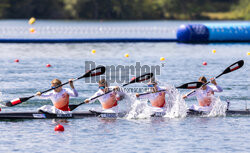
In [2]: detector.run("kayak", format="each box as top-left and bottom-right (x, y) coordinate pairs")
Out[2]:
(151, 109), (250, 117)
(188, 109), (250, 116)
(0, 110), (127, 119)
(0, 109), (249, 120)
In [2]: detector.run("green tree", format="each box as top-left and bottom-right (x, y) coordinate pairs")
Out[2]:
(0, 0), (10, 18)
(231, 0), (250, 20)
(2, 0), (69, 19)
(0, 0), (248, 20)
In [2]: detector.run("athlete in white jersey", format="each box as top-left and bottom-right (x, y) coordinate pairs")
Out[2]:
(136, 80), (170, 112)
(84, 79), (125, 113)
(36, 78), (78, 113)
(183, 76), (223, 111)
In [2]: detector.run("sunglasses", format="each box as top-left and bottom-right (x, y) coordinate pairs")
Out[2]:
(99, 86), (105, 90)
(51, 85), (60, 89)
(148, 84), (154, 87)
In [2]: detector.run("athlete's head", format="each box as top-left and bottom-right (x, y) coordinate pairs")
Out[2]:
(147, 78), (158, 90)
(198, 76), (207, 90)
(51, 78), (62, 92)
(98, 79), (108, 91)
(198, 76), (207, 84)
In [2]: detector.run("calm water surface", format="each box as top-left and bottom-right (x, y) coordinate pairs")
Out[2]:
(0, 21), (249, 153)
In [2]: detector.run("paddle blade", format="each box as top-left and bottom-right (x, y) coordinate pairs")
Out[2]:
(69, 104), (79, 111)
(221, 60), (244, 76)
(5, 97), (31, 107)
(176, 82), (203, 89)
(138, 89), (166, 97)
(80, 66), (106, 79)
(69, 102), (86, 111)
(122, 73), (153, 87)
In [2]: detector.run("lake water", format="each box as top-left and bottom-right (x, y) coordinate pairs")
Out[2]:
(0, 20), (249, 153)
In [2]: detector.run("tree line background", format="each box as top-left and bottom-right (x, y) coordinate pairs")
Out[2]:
(0, 0), (249, 20)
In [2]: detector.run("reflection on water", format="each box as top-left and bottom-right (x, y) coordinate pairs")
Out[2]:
(52, 119), (70, 124)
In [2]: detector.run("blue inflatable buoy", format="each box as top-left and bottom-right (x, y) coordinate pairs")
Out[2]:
(177, 24), (209, 42)
(177, 23), (250, 43)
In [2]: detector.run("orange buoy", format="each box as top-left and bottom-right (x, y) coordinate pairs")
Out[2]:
(29, 28), (35, 33)
(14, 59), (19, 63)
(46, 64), (51, 67)
(202, 62), (207, 66)
(54, 124), (64, 132)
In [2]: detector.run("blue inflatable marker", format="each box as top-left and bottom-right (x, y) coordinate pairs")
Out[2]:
(177, 23), (250, 43)
(176, 24), (209, 42)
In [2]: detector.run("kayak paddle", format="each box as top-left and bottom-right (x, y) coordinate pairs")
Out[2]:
(185, 60), (244, 97)
(4, 66), (106, 107)
(69, 73), (154, 111)
(137, 81), (203, 97)
(176, 81), (203, 89)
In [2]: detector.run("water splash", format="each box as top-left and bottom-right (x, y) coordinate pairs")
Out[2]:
(163, 84), (187, 118)
(207, 96), (227, 117)
(125, 84), (188, 119)
(125, 94), (152, 119)
(118, 93), (134, 113)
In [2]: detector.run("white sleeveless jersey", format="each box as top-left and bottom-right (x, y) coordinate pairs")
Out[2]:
(39, 88), (78, 111)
